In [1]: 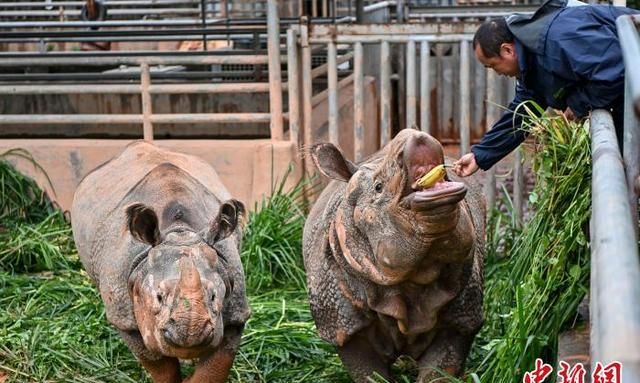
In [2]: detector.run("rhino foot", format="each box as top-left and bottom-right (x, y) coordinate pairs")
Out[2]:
(416, 330), (473, 383)
(337, 330), (395, 383)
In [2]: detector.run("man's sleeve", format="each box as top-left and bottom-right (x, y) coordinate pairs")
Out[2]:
(471, 82), (544, 171)
(546, 7), (636, 117)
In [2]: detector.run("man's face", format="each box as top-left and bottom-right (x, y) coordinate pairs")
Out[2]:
(474, 43), (519, 78)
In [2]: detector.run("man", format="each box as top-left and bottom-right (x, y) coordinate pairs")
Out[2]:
(453, 0), (638, 177)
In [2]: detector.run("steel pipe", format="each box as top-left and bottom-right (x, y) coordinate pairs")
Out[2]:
(380, 40), (391, 147)
(287, 28), (301, 147)
(420, 40), (430, 134)
(459, 40), (471, 154)
(590, 109), (640, 380)
(310, 34), (474, 44)
(406, 40), (416, 130)
(267, 0), (283, 141)
(0, 54), (271, 67)
(354, 42), (365, 162)
(618, 15), (640, 117)
(0, 83), (273, 95)
(140, 63), (153, 141)
(483, 69), (499, 212)
(328, 40), (339, 145)
(0, 113), (272, 124)
(301, 22), (314, 174)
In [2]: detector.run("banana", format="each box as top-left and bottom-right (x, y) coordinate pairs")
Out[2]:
(417, 164), (447, 189)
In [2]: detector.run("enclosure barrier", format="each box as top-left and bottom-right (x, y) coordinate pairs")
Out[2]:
(0, 0), (286, 142)
(287, 21), (523, 218)
(589, 110), (640, 381)
(618, 14), (640, 230)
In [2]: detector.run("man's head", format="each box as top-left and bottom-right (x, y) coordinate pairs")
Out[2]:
(473, 18), (519, 78)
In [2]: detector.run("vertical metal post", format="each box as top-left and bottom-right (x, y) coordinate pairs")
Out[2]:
(354, 42), (365, 162)
(312, 0), (318, 17)
(514, 149), (524, 225)
(328, 40), (339, 145)
(380, 40), (391, 147)
(420, 41), (431, 134)
(624, 78), (639, 235)
(287, 28), (301, 147)
(459, 40), (471, 155)
(355, 0), (364, 22)
(140, 62), (153, 141)
(301, 22), (314, 173)
(267, 0), (284, 141)
(406, 40), (417, 130)
(199, 0), (208, 50)
(221, 0), (228, 18)
(484, 69), (498, 212)
(322, 0), (328, 17)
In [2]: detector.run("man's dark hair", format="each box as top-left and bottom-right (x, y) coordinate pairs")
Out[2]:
(473, 17), (514, 58)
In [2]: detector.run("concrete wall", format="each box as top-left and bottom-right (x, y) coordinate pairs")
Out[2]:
(0, 139), (301, 213)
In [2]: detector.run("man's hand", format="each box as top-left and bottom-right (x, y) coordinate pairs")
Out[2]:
(563, 107), (576, 121)
(453, 153), (479, 177)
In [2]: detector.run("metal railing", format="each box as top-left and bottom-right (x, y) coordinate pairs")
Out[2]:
(287, 21), (525, 217)
(588, 14), (640, 381)
(0, 0), (286, 141)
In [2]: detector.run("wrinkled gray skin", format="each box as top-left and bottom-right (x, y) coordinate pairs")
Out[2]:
(303, 129), (485, 382)
(71, 141), (250, 383)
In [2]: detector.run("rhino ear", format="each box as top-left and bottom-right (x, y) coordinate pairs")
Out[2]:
(310, 143), (358, 182)
(127, 203), (160, 246)
(205, 199), (246, 245)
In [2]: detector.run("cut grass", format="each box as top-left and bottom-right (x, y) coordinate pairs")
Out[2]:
(0, 125), (592, 383)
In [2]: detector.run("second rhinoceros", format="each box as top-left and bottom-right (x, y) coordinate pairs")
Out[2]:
(71, 142), (250, 383)
(303, 129), (485, 382)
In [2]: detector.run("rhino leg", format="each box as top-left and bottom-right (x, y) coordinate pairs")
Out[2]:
(415, 329), (473, 383)
(119, 330), (181, 383)
(183, 332), (240, 383)
(337, 330), (394, 383)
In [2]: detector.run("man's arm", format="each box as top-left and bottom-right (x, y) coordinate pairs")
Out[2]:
(469, 82), (544, 171)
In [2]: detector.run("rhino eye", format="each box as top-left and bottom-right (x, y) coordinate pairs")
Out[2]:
(156, 293), (163, 304)
(374, 182), (383, 193)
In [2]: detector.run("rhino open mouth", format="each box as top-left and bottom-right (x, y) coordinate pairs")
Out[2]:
(403, 178), (467, 211)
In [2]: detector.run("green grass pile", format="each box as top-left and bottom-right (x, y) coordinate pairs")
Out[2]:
(468, 106), (592, 382)
(0, 157), (349, 382)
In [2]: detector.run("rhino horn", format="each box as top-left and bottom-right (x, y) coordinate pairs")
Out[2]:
(176, 257), (204, 297)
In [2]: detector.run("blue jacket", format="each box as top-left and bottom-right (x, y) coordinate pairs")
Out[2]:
(471, 2), (638, 170)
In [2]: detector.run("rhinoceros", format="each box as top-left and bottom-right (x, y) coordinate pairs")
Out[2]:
(71, 141), (250, 383)
(303, 129), (485, 382)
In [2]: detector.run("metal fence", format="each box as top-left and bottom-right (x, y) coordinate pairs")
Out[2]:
(589, 14), (640, 382)
(286, 21), (523, 216)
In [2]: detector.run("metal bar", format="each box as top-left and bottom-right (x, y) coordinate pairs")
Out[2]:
(310, 35), (474, 44)
(354, 42), (365, 162)
(513, 149), (523, 225)
(420, 40), (431, 134)
(624, 72), (640, 236)
(312, 0), (318, 17)
(323, 0), (328, 17)
(301, 22), (314, 174)
(309, 24), (478, 36)
(0, 35), (262, 44)
(287, 28), (301, 147)
(0, 55), (271, 66)
(380, 40), (392, 147)
(150, 113), (272, 123)
(328, 40), (339, 145)
(140, 63), (153, 141)
(406, 40), (417, 130)
(0, 8), (204, 16)
(459, 40), (471, 154)
(355, 0), (364, 22)
(590, 109), (640, 380)
(0, 0), (200, 7)
(0, 113), (273, 125)
(618, 15), (640, 117)
(267, 0), (283, 141)
(0, 18), (336, 29)
(311, 52), (354, 80)
(0, 83), (273, 94)
(483, 69), (499, 212)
